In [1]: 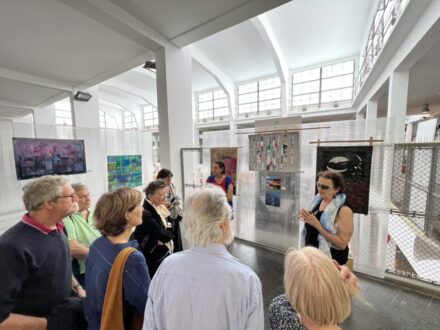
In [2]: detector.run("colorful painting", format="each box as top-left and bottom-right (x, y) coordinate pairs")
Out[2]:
(249, 132), (299, 172)
(316, 146), (373, 214)
(265, 176), (282, 207)
(210, 148), (238, 184)
(107, 155), (142, 191)
(13, 137), (86, 180)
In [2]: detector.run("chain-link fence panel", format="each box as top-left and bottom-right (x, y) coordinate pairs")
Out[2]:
(388, 143), (440, 285)
(180, 148), (203, 201)
(386, 211), (440, 285)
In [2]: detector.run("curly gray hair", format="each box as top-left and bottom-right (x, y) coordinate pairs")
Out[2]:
(22, 175), (69, 211)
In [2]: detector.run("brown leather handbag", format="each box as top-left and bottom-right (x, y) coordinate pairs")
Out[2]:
(100, 247), (143, 330)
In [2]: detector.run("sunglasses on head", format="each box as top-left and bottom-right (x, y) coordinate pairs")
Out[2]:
(316, 183), (332, 190)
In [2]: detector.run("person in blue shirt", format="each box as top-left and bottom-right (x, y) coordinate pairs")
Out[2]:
(143, 186), (264, 330)
(85, 188), (150, 330)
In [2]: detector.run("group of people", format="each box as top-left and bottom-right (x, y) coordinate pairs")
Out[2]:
(0, 162), (358, 330)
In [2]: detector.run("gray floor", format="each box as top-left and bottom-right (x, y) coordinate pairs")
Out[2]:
(227, 239), (440, 330)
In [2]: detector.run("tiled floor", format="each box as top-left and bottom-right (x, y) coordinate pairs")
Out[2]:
(227, 239), (440, 330)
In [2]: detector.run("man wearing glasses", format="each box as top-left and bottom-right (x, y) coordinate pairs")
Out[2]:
(63, 183), (101, 287)
(0, 175), (86, 329)
(144, 186), (264, 330)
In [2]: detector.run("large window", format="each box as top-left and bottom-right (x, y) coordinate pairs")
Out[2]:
(123, 111), (137, 130)
(238, 77), (281, 117)
(197, 89), (229, 122)
(55, 98), (72, 126)
(99, 111), (119, 129)
(144, 104), (158, 129)
(291, 60), (354, 109)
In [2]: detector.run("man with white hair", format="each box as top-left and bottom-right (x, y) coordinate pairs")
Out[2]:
(0, 175), (86, 330)
(143, 186), (264, 330)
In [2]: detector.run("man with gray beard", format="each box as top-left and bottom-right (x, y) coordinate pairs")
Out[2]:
(143, 186), (264, 330)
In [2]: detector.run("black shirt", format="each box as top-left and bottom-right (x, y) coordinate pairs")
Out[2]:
(0, 221), (72, 322)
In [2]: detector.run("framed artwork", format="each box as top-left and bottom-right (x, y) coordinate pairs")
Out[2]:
(265, 176), (281, 207)
(107, 155), (142, 191)
(316, 146), (373, 214)
(210, 147), (238, 184)
(249, 132), (299, 172)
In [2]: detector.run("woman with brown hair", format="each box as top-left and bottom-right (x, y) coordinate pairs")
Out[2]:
(84, 187), (150, 330)
(298, 171), (354, 265)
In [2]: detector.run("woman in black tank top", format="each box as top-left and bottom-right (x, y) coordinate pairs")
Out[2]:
(299, 171), (354, 265)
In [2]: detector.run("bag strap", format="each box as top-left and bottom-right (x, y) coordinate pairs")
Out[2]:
(100, 247), (137, 330)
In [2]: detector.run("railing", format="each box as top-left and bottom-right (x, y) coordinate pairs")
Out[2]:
(353, 0), (408, 99)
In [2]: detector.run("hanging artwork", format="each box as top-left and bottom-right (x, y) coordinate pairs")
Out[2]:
(249, 132), (299, 172)
(210, 147), (238, 184)
(316, 146), (373, 214)
(265, 176), (281, 207)
(107, 155), (142, 191)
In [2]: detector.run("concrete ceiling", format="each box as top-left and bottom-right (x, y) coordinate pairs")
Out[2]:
(0, 0), (289, 117)
(192, 61), (220, 93)
(193, 20), (278, 82)
(408, 40), (440, 111)
(375, 40), (440, 118)
(267, 0), (374, 70)
(2, 0), (439, 125)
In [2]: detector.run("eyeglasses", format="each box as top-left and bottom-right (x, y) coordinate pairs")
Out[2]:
(58, 193), (77, 200)
(316, 183), (332, 190)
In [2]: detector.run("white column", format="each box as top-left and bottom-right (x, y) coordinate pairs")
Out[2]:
(155, 45), (193, 195)
(387, 70), (409, 143)
(366, 100), (378, 120)
(365, 100), (378, 138)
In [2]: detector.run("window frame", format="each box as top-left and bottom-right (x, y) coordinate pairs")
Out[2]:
(196, 88), (230, 123)
(236, 75), (282, 118)
(291, 60), (355, 110)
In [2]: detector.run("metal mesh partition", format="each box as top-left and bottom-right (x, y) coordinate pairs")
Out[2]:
(180, 148), (203, 201)
(387, 143), (440, 284)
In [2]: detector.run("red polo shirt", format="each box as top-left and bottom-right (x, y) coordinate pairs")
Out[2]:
(22, 213), (64, 234)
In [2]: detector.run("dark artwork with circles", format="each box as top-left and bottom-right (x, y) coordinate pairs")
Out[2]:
(316, 146), (373, 214)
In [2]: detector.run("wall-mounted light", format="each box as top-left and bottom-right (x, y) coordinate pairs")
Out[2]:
(143, 61), (156, 72)
(74, 91), (92, 102)
(421, 103), (431, 115)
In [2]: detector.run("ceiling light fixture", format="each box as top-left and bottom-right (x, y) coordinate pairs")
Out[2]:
(74, 91), (92, 102)
(143, 61), (156, 72)
(421, 102), (431, 115)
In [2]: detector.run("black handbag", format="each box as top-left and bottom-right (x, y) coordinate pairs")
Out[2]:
(140, 234), (170, 263)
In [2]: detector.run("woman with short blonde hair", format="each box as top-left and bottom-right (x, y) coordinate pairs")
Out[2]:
(269, 247), (359, 330)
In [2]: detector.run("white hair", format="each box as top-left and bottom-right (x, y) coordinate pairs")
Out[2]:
(183, 185), (232, 246)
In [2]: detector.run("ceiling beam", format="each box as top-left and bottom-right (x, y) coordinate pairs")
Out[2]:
(0, 67), (71, 91)
(191, 46), (236, 119)
(58, 0), (171, 50)
(251, 14), (289, 116)
(171, 0), (290, 47)
(101, 81), (156, 107)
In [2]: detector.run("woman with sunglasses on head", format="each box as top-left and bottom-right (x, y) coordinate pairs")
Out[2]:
(298, 171), (353, 265)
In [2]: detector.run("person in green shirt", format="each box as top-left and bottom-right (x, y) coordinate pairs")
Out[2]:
(63, 183), (101, 286)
